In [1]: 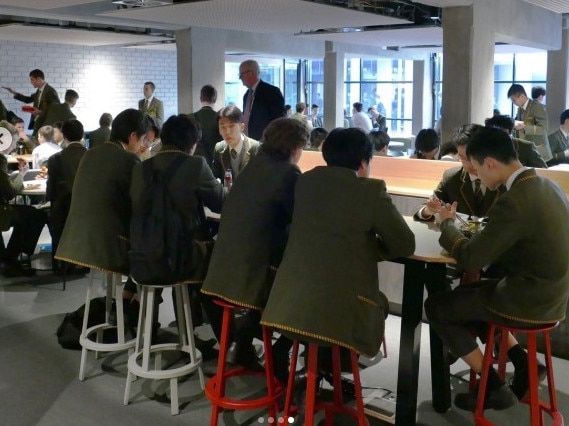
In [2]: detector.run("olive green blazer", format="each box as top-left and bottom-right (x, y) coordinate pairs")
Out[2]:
(514, 100), (552, 162)
(55, 141), (140, 274)
(439, 168), (569, 323)
(261, 166), (415, 357)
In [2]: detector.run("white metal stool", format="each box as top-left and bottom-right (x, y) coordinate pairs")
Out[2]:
(79, 270), (136, 381)
(123, 283), (205, 415)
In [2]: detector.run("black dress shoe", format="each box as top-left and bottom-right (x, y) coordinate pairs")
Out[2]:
(454, 383), (517, 412)
(194, 335), (217, 352)
(509, 362), (547, 400)
(226, 342), (264, 371)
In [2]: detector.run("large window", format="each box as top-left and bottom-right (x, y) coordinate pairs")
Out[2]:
(225, 60), (283, 108)
(306, 60), (324, 112)
(345, 58), (414, 135)
(494, 52), (547, 117)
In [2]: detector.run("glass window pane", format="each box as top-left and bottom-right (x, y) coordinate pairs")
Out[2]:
(284, 61), (298, 107)
(494, 53), (514, 82)
(495, 82), (518, 117)
(225, 62), (243, 107)
(514, 52), (547, 81)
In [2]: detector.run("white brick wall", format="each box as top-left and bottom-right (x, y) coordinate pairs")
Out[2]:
(0, 41), (178, 131)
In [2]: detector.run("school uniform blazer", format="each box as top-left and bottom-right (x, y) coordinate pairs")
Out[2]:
(514, 99), (552, 162)
(14, 84), (60, 131)
(88, 127), (111, 149)
(0, 154), (23, 204)
(202, 153), (300, 310)
(414, 166), (501, 220)
(46, 142), (87, 232)
(211, 136), (260, 181)
(55, 141), (140, 274)
(513, 137), (547, 168)
(138, 97), (164, 127)
(189, 107), (222, 166)
(439, 168), (569, 323)
(244, 80), (285, 141)
(547, 129), (569, 164)
(261, 166), (415, 357)
(130, 147), (225, 282)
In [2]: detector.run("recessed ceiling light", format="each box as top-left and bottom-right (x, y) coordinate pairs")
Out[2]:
(112, 0), (171, 7)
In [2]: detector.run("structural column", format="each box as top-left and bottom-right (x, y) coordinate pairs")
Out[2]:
(441, 6), (495, 143)
(412, 57), (433, 135)
(323, 41), (345, 130)
(546, 18), (569, 133)
(175, 28), (226, 114)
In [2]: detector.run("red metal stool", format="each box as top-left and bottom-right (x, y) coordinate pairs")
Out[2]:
(468, 331), (510, 391)
(474, 322), (563, 426)
(283, 340), (369, 426)
(204, 299), (283, 426)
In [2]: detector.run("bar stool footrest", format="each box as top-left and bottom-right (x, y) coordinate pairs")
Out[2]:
(80, 323), (136, 352)
(127, 344), (202, 380)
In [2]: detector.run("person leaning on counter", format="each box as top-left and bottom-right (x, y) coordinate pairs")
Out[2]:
(424, 127), (569, 412)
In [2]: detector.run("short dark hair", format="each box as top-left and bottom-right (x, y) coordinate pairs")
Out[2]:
(62, 119), (84, 142)
(439, 141), (458, 157)
(311, 104), (319, 110)
(260, 118), (309, 161)
(160, 114), (201, 152)
(110, 108), (150, 144)
(200, 85), (217, 103)
(12, 117), (24, 125)
(560, 109), (569, 125)
(466, 126), (517, 165)
(485, 115), (514, 133)
(284, 104), (291, 112)
(507, 84), (526, 98)
(450, 124), (484, 148)
(64, 89), (79, 103)
(295, 102), (306, 113)
(29, 69), (44, 80)
(323, 127), (373, 170)
(218, 105), (243, 124)
(414, 128), (440, 157)
(368, 129), (390, 152)
(52, 121), (63, 131)
(310, 127), (328, 149)
(99, 113), (113, 127)
(531, 86), (546, 100)
(144, 81), (155, 91)
(353, 102), (363, 112)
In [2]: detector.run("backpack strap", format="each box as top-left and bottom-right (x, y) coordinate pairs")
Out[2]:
(142, 154), (187, 186)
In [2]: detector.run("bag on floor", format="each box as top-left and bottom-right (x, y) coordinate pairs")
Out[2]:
(56, 297), (107, 350)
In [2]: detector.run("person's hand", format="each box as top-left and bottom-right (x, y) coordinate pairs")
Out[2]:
(424, 197), (444, 217)
(30, 107), (41, 116)
(514, 120), (525, 130)
(17, 129), (30, 141)
(16, 158), (29, 175)
(438, 201), (457, 223)
(2, 86), (16, 95)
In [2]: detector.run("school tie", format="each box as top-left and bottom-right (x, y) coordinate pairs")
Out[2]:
(230, 148), (238, 160)
(473, 179), (483, 205)
(144, 99), (150, 111)
(35, 89), (42, 107)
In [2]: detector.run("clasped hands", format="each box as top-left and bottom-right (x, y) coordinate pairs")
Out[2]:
(424, 196), (457, 223)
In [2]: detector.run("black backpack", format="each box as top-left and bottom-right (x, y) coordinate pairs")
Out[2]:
(129, 155), (197, 286)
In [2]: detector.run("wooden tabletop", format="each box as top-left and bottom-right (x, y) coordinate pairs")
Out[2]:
(6, 154), (33, 164)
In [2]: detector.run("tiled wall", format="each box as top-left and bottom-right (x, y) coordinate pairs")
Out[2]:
(0, 41), (177, 131)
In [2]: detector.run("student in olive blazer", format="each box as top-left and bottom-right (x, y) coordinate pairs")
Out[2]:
(55, 109), (148, 274)
(138, 82), (164, 127)
(46, 120), (87, 273)
(546, 109), (569, 165)
(508, 84), (552, 162)
(261, 128), (415, 359)
(211, 105), (260, 181)
(202, 118), (309, 381)
(425, 127), (569, 410)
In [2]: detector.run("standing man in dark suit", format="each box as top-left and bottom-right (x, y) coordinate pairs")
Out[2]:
(508, 83), (552, 162)
(46, 119), (87, 274)
(211, 105), (260, 181)
(138, 81), (164, 127)
(425, 127), (569, 410)
(189, 84), (222, 166)
(202, 118), (309, 381)
(3, 69), (60, 133)
(34, 89), (78, 133)
(239, 60), (285, 141)
(547, 109), (569, 165)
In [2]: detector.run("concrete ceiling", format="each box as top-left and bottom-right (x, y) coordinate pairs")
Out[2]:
(0, 0), (565, 50)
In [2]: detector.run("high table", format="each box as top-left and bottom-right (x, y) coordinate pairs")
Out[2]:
(393, 216), (454, 426)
